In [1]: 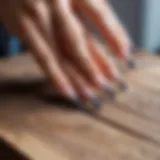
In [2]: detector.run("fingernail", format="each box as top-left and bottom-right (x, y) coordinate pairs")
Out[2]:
(130, 46), (136, 54)
(104, 86), (116, 101)
(67, 89), (79, 101)
(117, 80), (128, 91)
(131, 46), (140, 55)
(72, 98), (85, 110)
(90, 97), (102, 110)
(127, 58), (136, 69)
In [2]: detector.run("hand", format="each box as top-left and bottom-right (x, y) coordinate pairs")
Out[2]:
(0, 0), (134, 108)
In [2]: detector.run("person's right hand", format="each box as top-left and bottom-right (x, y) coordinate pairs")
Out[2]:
(0, 0), (134, 109)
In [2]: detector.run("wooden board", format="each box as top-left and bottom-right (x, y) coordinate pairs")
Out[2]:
(0, 52), (160, 160)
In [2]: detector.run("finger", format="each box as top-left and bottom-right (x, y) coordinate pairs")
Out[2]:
(87, 34), (128, 91)
(54, 19), (103, 108)
(72, 10), (127, 91)
(25, 0), (53, 43)
(75, 0), (133, 61)
(73, 10), (117, 80)
(17, 12), (78, 100)
(62, 59), (102, 110)
(55, 26), (116, 100)
(54, 26), (97, 101)
(54, 0), (108, 90)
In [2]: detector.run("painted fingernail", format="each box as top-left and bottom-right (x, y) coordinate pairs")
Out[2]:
(72, 98), (85, 110)
(131, 47), (140, 55)
(130, 46), (136, 53)
(90, 97), (102, 110)
(104, 86), (116, 101)
(118, 80), (128, 91)
(127, 58), (136, 69)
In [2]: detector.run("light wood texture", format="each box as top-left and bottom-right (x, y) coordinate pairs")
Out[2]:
(0, 52), (160, 160)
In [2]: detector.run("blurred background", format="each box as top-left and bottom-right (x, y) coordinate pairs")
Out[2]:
(0, 0), (160, 57)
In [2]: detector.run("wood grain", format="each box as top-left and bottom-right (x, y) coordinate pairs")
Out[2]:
(0, 53), (160, 160)
(97, 53), (160, 145)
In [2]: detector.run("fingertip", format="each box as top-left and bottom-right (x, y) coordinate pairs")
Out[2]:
(62, 86), (79, 102)
(117, 80), (128, 91)
(89, 96), (103, 111)
(104, 85), (116, 101)
(72, 98), (85, 110)
(126, 58), (136, 69)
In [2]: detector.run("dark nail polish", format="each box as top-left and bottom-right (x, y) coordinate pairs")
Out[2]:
(90, 97), (102, 110)
(131, 47), (140, 55)
(118, 80), (128, 91)
(127, 58), (136, 69)
(131, 46), (137, 54)
(72, 98), (85, 110)
(104, 86), (116, 101)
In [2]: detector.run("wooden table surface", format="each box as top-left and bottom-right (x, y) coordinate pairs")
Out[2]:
(0, 52), (160, 160)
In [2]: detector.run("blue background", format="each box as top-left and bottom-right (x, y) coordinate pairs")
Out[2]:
(0, 23), (24, 57)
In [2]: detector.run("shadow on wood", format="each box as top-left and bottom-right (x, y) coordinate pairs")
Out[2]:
(0, 138), (30, 160)
(0, 78), (83, 111)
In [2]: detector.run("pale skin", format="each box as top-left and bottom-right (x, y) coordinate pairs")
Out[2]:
(0, 0), (134, 108)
